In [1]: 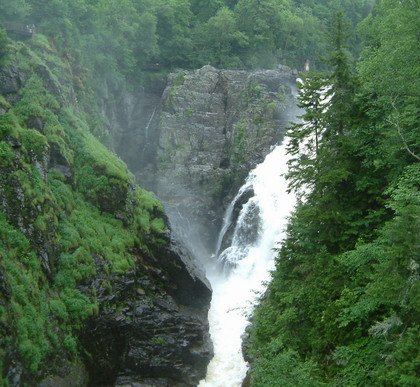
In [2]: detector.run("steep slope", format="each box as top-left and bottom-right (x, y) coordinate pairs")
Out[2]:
(0, 35), (211, 386)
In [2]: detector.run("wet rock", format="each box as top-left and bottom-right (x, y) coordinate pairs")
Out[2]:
(37, 364), (88, 387)
(48, 143), (73, 183)
(26, 115), (44, 132)
(218, 186), (255, 254)
(138, 66), (297, 253)
(80, 238), (212, 387)
(0, 65), (27, 97)
(0, 43), (213, 387)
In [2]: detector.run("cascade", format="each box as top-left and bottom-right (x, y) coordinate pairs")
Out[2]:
(214, 179), (253, 258)
(199, 140), (295, 387)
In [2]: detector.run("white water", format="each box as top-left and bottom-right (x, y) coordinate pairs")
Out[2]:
(144, 107), (156, 142)
(199, 141), (295, 387)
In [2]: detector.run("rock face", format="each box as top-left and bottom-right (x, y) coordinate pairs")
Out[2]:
(101, 77), (167, 171)
(0, 41), (211, 386)
(113, 65), (298, 256)
(80, 235), (212, 387)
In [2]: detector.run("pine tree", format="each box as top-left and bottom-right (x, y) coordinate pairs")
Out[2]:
(325, 10), (356, 137)
(286, 72), (329, 198)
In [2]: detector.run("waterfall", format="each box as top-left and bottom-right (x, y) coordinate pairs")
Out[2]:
(214, 179), (253, 258)
(144, 107), (156, 144)
(199, 140), (295, 387)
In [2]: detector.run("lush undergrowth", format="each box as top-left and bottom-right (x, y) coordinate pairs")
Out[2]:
(0, 37), (166, 383)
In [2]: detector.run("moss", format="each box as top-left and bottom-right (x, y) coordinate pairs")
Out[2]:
(151, 336), (166, 345)
(150, 217), (166, 234)
(15, 75), (60, 121)
(184, 107), (194, 117)
(29, 34), (54, 53)
(50, 173), (138, 273)
(49, 298), (69, 320)
(267, 101), (277, 110)
(18, 127), (49, 154)
(0, 141), (14, 165)
(0, 94), (11, 110)
(63, 335), (78, 354)
(34, 215), (47, 232)
(0, 110), (21, 137)
(0, 36), (172, 382)
(246, 79), (264, 100)
(0, 211), (54, 373)
(172, 71), (185, 87)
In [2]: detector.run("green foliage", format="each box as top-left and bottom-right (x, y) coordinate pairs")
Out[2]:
(0, 110), (21, 137)
(286, 72), (329, 197)
(0, 38), (170, 381)
(248, 2), (419, 385)
(194, 6), (247, 68)
(150, 217), (166, 234)
(18, 127), (48, 154)
(232, 121), (248, 166)
(0, 0), (31, 23)
(0, 0), (372, 95)
(0, 211), (52, 373)
(151, 336), (167, 345)
(250, 339), (325, 387)
(172, 71), (185, 86)
(0, 141), (14, 165)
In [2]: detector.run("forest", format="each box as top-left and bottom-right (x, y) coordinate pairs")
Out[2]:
(1, 0), (372, 90)
(246, 1), (419, 385)
(0, 0), (419, 385)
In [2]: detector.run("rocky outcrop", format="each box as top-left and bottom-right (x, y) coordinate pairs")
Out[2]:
(122, 65), (298, 255)
(80, 236), (212, 387)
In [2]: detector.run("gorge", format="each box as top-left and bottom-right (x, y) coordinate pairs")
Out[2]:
(0, 35), (298, 386)
(1, 1), (419, 385)
(104, 65), (300, 386)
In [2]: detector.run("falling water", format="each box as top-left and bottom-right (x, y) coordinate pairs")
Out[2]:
(214, 179), (253, 258)
(199, 140), (295, 387)
(144, 107), (156, 143)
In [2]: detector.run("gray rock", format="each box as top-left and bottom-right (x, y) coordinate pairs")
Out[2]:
(132, 66), (296, 255)
(79, 238), (212, 386)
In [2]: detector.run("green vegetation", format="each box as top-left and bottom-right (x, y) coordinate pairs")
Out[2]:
(172, 71), (186, 86)
(0, 0), (372, 97)
(0, 0), (417, 385)
(0, 38), (167, 383)
(232, 120), (248, 167)
(248, 2), (419, 385)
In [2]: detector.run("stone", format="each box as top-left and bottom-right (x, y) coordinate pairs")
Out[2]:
(118, 66), (298, 257)
(79, 237), (212, 386)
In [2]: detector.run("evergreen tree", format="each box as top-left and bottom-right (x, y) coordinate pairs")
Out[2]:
(325, 11), (355, 136)
(286, 72), (329, 198)
(248, 2), (419, 385)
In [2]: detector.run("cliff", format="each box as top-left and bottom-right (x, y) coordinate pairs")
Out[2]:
(0, 36), (211, 386)
(109, 65), (298, 257)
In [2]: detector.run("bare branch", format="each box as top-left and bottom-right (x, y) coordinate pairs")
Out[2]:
(385, 98), (420, 161)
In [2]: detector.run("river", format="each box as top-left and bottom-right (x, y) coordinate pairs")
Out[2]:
(199, 140), (295, 386)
